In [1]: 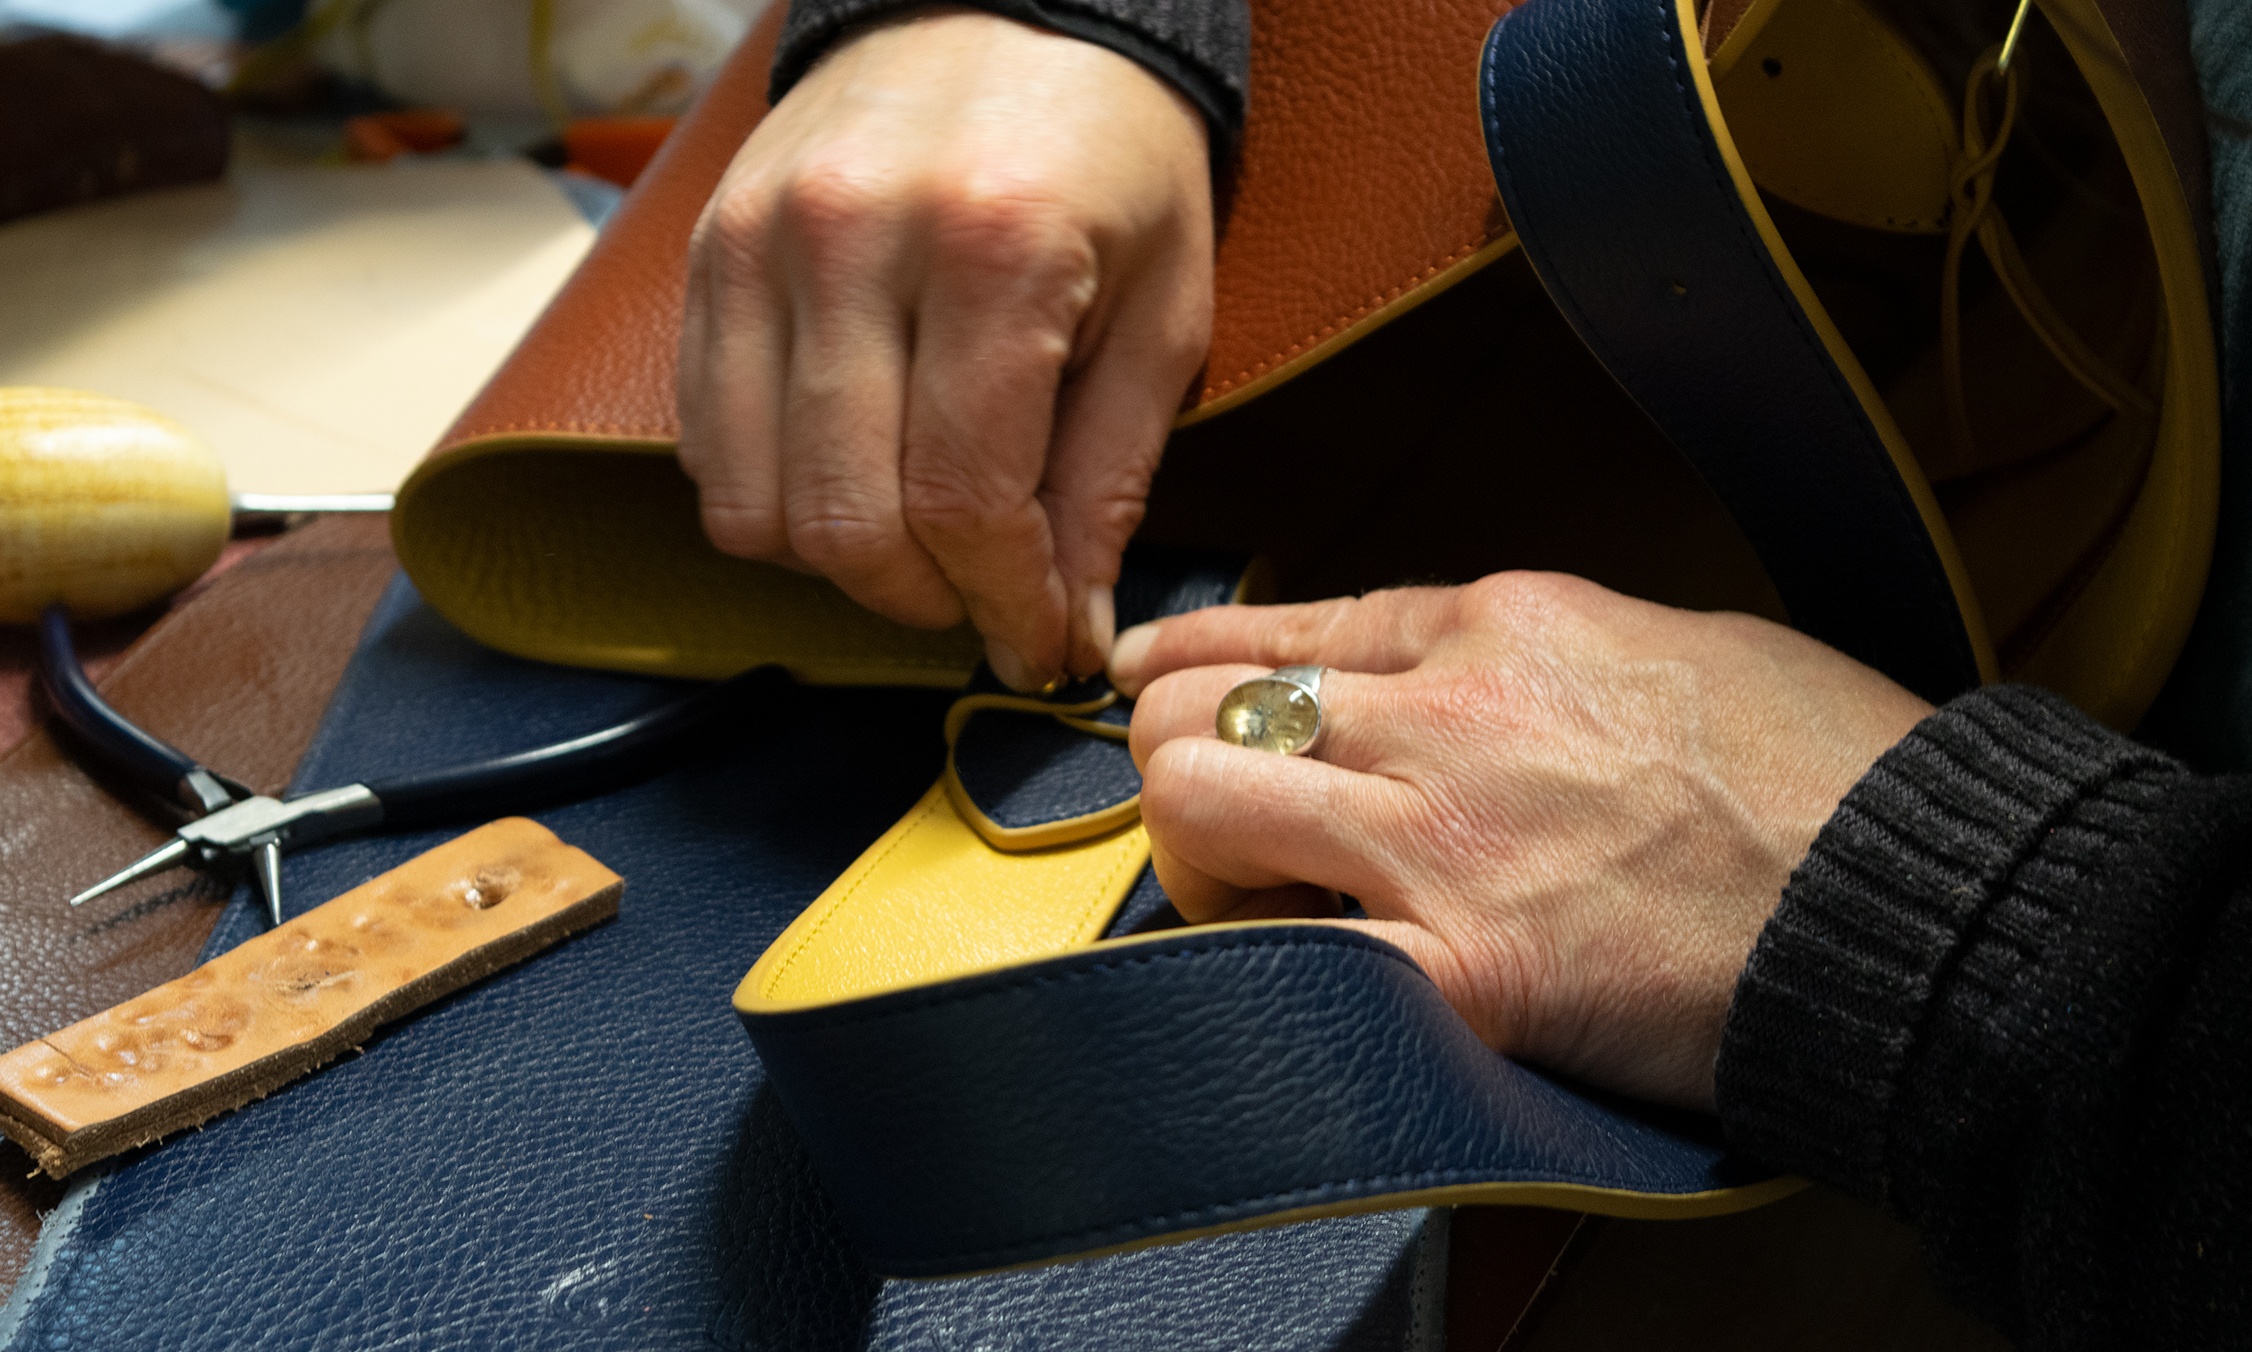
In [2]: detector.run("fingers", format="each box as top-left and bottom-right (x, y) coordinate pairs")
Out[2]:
(1108, 588), (1468, 697)
(679, 11), (1215, 691)
(1138, 736), (1409, 923)
(898, 190), (1094, 687)
(772, 170), (963, 629)
(1041, 206), (1212, 677)
(1127, 663), (1409, 779)
(678, 183), (794, 567)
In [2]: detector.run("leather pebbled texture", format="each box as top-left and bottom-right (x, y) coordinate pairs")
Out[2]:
(0, 515), (397, 1289)
(953, 706), (1137, 832)
(1480, 0), (1981, 703)
(746, 925), (1763, 1277)
(0, 580), (1441, 1350)
(432, 0), (1518, 459)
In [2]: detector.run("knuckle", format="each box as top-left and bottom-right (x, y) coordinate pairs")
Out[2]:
(928, 179), (1076, 264)
(1460, 571), (1583, 629)
(699, 499), (785, 560)
(778, 159), (885, 230)
(900, 463), (1022, 548)
(899, 473), (987, 541)
(927, 180), (1098, 315)
(1262, 596), (1360, 663)
(702, 181), (777, 262)
(785, 508), (896, 576)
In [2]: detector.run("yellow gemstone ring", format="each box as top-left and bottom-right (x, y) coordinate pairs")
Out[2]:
(1215, 665), (1326, 756)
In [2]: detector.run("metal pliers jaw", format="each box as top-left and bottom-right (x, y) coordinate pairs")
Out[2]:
(39, 602), (778, 927)
(35, 604), (374, 927)
(68, 785), (385, 923)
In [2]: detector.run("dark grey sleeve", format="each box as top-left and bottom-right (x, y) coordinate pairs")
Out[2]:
(769, 0), (1249, 154)
(1716, 685), (2252, 1347)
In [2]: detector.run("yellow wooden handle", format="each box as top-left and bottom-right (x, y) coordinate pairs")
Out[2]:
(0, 387), (230, 624)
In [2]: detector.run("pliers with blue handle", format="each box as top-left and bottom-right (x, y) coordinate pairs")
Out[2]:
(38, 604), (772, 926)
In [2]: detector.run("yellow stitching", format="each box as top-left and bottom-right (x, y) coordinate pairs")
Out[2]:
(1196, 231), (1503, 403)
(759, 793), (943, 998)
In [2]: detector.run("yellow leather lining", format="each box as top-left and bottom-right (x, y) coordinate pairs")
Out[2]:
(1993, 0), (2218, 726)
(1677, 0), (2002, 685)
(937, 1174), (1811, 1277)
(1715, 0), (1958, 233)
(741, 782), (1149, 1009)
(393, 437), (984, 684)
(1704, 0), (1786, 80)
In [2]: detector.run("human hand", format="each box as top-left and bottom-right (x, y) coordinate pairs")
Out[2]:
(679, 7), (1215, 690)
(1112, 574), (1932, 1109)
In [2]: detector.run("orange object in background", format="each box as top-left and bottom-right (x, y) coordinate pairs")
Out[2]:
(343, 110), (467, 164)
(561, 117), (676, 188)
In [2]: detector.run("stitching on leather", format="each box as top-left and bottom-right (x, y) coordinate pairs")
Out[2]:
(762, 801), (1144, 998)
(912, 1163), (1696, 1270)
(1645, 3), (1964, 649)
(447, 421), (675, 439)
(756, 928), (1727, 1267)
(1195, 231), (1506, 404)
(759, 794), (944, 998)
(763, 931), (1418, 1033)
(1487, 0), (1963, 678)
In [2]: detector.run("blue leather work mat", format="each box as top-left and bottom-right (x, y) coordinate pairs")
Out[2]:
(0, 577), (1446, 1351)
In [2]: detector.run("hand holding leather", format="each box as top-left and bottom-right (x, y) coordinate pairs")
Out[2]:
(1112, 573), (1932, 1110)
(678, 6), (1214, 690)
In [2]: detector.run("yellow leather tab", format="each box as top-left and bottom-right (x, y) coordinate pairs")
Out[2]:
(393, 439), (984, 684)
(1715, 0), (1957, 234)
(740, 782), (1149, 1010)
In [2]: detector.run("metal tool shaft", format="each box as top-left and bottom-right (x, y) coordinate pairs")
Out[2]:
(68, 837), (191, 907)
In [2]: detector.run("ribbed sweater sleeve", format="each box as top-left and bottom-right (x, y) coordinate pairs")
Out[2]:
(767, 0), (1249, 156)
(1716, 685), (2252, 1348)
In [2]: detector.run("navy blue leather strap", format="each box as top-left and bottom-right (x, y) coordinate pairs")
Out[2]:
(1480, 0), (1985, 703)
(0, 578), (1449, 1349)
(748, 925), (1769, 1276)
(738, 552), (1784, 1275)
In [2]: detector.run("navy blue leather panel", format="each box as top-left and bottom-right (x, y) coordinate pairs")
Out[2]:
(1480, 0), (1982, 703)
(949, 547), (1235, 835)
(953, 706), (1139, 830)
(1112, 545), (1244, 628)
(0, 578), (1439, 1350)
(746, 925), (1763, 1276)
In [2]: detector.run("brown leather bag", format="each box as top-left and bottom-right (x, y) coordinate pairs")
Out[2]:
(391, 0), (2217, 737)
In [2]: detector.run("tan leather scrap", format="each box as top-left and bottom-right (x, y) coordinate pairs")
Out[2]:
(0, 818), (621, 1179)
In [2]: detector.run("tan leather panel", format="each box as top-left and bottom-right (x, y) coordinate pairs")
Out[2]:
(432, 0), (1523, 453)
(0, 818), (620, 1178)
(0, 512), (395, 1286)
(1192, 0), (1517, 413)
(429, 18), (777, 453)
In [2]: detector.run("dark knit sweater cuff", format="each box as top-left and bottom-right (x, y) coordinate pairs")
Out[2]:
(1713, 685), (2180, 1203)
(769, 0), (1249, 155)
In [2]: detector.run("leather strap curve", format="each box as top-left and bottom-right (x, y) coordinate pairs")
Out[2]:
(747, 924), (1792, 1277)
(736, 549), (1793, 1277)
(1479, 0), (1996, 703)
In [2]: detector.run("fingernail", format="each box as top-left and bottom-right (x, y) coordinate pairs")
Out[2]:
(1083, 585), (1116, 663)
(1108, 622), (1157, 695)
(985, 637), (1043, 693)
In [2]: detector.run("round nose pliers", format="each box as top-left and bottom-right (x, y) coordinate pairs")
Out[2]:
(37, 604), (775, 926)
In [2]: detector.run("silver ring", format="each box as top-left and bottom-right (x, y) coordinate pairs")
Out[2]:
(1215, 665), (1326, 756)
